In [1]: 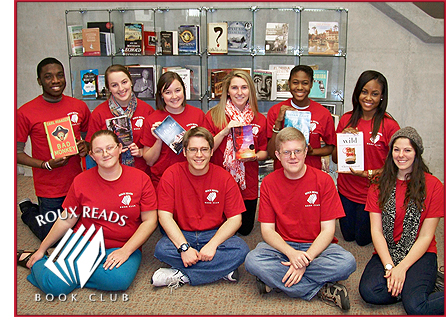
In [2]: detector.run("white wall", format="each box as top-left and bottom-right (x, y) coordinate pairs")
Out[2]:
(16, 1), (444, 181)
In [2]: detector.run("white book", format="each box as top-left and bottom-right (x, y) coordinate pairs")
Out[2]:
(336, 132), (364, 173)
(268, 64), (294, 99)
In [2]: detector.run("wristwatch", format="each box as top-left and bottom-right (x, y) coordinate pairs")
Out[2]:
(384, 263), (393, 272)
(177, 243), (190, 254)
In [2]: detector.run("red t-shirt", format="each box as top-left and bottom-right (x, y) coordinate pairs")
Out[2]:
(336, 111), (400, 204)
(85, 99), (155, 173)
(140, 105), (205, 187)
(366, 173), (444, 254)
(259, 166), (345, 243)
(16, 95), (91, 198)
(157, 162), (246, 232)
(63, 165), (157, 249)
(266, 99), (336, 170)
(204, 111), (267, 200)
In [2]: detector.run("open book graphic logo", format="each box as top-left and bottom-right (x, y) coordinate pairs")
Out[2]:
(44, 224), (106, 288)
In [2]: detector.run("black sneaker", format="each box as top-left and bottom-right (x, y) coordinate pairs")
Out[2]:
(317, 282), (350, 311)
(223, 268), (239, 282)
(433, 266), (444, 292)
(256, 277), (272, 295)
(18, 198), (36, 214)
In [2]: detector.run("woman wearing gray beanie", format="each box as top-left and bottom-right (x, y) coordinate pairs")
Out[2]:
(359, 126), (444, 315)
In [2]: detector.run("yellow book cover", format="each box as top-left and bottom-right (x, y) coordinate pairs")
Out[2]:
(43, 116), (79, 159)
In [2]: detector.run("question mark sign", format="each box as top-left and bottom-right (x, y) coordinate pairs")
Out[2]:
(214, 27), (223, 47)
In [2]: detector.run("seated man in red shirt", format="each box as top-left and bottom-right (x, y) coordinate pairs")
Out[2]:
(244, 127), (356, 311)
(152, 127), (250, 288)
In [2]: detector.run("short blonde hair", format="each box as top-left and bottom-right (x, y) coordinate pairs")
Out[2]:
(275, 127), (307, 151)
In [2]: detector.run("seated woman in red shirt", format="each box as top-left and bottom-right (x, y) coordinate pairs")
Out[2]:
(360, 127), (444, 315)
(17, 130), (158, 296)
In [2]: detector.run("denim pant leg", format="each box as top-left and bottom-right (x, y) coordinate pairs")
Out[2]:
(339, 193), (371, 246)
(245, 241), (356, 301)
(154, 229), (250, 286)
(401, 253), (443, 315)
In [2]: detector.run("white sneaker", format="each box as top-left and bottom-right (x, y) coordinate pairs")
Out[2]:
(151, 268), (189, 288)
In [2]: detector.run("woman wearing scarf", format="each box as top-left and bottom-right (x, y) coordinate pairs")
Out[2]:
(205, 70), (268, 236)
(359, 127), (444, 315)
(86, 65), (155, 174)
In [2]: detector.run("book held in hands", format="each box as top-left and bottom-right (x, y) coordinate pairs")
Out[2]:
(43, 116), (79, 159)
(106, 115), (133, 149)
(153, 115), (186, 155)
(336, 132), (364, 173)
(284, 110), (311, 144)
(231, 125), (256, 160)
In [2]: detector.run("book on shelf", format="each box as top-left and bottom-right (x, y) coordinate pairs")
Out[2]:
(162, 67), (191, 100)
(321, 103), (336, 115)
(207, 22), (228, 54)
(336, 132), (364, 173)
(97, 74), (107, 99)
(308, 21), (339, 55)
(82, 28), (101, 56)
(253, 69), (277, 101)
(268, 64), (294, 99)
(227, 21), (252, 53)
(67, 25), (83, 56)
(160, 30), (178, 55)
(124, 23), (144, 55)
(184, 64), (201, 98)
(143, 30), (157, 55)
(80, 69), (99, 98)
(43, 116), (79, 159)
(209, 68), (251, 99)
(284, 110), (311, 144)
(309, 70), (329, 99)
(153, 115), (186, 155)
(105, 115), (133, 149)
(231, 125), (256, 160)
(127, 65), (155, 99)
(87, 22), (115, 56)
(331, 113), (340, 130)
(178, 25), (199, 55)
(265, 23), (289, 54)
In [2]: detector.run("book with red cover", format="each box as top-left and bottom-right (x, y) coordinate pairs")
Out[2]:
(231, 125), (256, 160)
(143, 30), (157, 55)
(43, 116), (79, 159)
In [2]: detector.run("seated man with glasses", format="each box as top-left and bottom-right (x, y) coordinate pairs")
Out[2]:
(244, 127), (356, 311)
(152, 126), (250, 288)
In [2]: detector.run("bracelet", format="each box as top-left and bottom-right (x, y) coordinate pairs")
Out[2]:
(44, 161), (53, 171)
(272, 126), (281, 134)
(368, 169), (373, 181)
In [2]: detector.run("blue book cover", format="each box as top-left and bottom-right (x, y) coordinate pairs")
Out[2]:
(309, 70), (328, 99)
(178, 25), (199, 54)
(153, 115), (186, 154)
(284, 110), (311, 144)
(80, 69), (98, 98)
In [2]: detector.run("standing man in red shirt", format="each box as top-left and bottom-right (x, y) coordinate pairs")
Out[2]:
(152, 127), (249, 288)
(17, 57), (90, 240)
(244, 127), (356, 311)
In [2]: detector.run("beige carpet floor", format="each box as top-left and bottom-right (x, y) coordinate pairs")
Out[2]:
(15, 174), (444, 316)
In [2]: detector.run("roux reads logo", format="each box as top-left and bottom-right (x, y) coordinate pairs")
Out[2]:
(44, 224), (105, 288)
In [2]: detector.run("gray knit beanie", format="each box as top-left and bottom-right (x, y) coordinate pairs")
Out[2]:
(390, 126), (424, 154)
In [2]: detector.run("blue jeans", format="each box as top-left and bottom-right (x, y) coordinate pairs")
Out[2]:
(359, 253), (443, 315)
(154, 229), (250, 286)
(339, 193), (372, 246)
(244, 241), (357, 300)
(21, 196), (66, 241)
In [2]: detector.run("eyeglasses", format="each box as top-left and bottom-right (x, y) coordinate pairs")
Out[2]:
(92, 144), (119, 155)
(186, 147), (211, 154)
(279, 149), (304, 158)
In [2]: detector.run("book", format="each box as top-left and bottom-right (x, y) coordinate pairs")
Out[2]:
(331, 113), (340, 130)
(178, 25), (199, 54)
(321, 103), (336, 115)
(268, 64), (294, 99)
(80, 69), (99, 98)
(265, 23), (289, 54)
(336, 132), (364, 172)
(82, 28), (101, 56)
(231, 125), (256, 160)
(87, 22), (115, 55)
(143, 30), (157, 55)
(284, 110), (311, 144)
(105, 115), (133, 149)
(127, 65), (155, 99)
(43, 116), (79, 159)
(67, 25), (83, 56)
(309, 70), (329, 99)
(184, 64), (201, 98)
(207, 22), (228, 54)
(124, 23), (144, 55)
(308, 21), (339, 55)
(208, 68), (251, 99)
(253, 69), (277, 100)
(162, 67), (191, 100)
(160, 30), (178, 55)
(153, 115), (186, 155)
(96, 74), (107, 99)
(227, 21), (252, 53)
